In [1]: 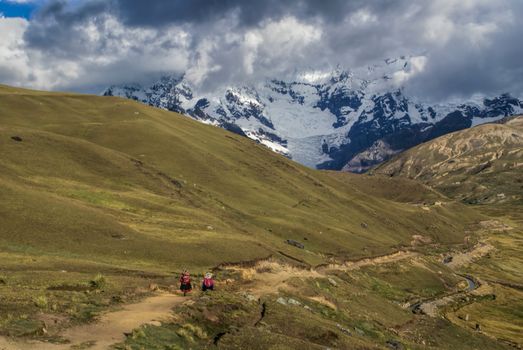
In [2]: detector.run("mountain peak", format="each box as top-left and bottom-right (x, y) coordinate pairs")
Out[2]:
(103, 59), (522, 171)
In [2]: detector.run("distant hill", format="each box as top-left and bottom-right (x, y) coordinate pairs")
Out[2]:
(373, 115), (523, 205)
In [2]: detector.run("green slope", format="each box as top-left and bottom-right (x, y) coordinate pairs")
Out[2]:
(0, 84), (483, 271)
(1, 85), (518, 350)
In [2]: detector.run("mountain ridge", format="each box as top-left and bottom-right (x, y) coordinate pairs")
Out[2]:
(373, 115), (523, 205)
(103, 57), (523, 171)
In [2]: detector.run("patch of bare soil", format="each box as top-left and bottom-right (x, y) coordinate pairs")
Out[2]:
(227, 260), (322, 298)
(308, 296), (337, 310)
(226, 251), (418, 299)
(478, 220), (513, 232)
(410, 235), (432, 246)
(446, 243), (495, 269)
(318, 250), (418, 273)
(0, 292), (184, 350)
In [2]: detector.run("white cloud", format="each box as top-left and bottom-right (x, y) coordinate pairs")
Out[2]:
(393, 55), (427, 85)
(0, 0), (522, 101)
(297, 70), (332, 84)
(181, 16), (322, 89)
(0, 16), (87, 89)
(185, 39), (222, 86)
(0, 14), (191, 90)
(0, 17), (38, 84)
(349, 9), (377, 27)
(422, 0), (509, 47)
(241, 17), (322, 75)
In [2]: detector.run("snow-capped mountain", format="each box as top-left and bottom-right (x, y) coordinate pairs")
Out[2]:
(103, 56), (523, 172)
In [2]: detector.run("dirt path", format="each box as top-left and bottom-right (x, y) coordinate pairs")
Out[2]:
(227, 260), (322, 298)
(228, 250), (418, 298)
(0, 249), (451, 349)
(0, 292), (184, 350)
(413, 242), (497, 317)
(445, 242), (494, 269)
(317, 250), (419, 273)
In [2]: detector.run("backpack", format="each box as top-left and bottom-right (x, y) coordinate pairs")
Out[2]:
(204, 277), (213, 288)
(182, 275), (191, 284)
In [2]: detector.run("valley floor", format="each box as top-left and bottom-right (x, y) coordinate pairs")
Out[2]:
(0, 216), (521, 350)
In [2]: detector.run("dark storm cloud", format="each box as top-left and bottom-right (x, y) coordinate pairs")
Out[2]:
(23, 0), (110, 57)
(2, 0), (522, 101)
(112, 0), (356, 28)
(21, 0), (370, 58)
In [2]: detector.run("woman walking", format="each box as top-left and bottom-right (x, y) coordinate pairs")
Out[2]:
(202, 272), (215, 291)
(179, 270), (192, 296)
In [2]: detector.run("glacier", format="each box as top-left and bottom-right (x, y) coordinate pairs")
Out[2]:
(103, 56), (523, 172)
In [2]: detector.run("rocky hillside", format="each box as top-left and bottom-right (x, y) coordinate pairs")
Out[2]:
(373, 115), (523, 205)
(103, 57), (523, 171)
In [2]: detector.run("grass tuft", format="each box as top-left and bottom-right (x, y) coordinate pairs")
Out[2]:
(33, 296), (48, 309)
(89, 274), (106, 290)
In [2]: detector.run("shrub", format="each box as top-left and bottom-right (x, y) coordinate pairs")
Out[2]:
(183, 323), (207, 339)
(89, 273), (106, 289)
(131, 328), (146, 340)
(175, 328), (194, 343)
(34, 296), (48, 309)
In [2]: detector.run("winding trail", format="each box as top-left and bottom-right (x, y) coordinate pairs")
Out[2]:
(410, 242), (497, 317)
(0, 292), (184, 350)
(445, 243), (494, 269)
(317, 250), (419, 273)
(229, 250), (418, 298)
(0, 247), (481, 349)
(411, 275), (480, 317)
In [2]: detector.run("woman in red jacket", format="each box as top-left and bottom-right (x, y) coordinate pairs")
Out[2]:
(179, 270), (192, 296)
(202, 272), (214, 291)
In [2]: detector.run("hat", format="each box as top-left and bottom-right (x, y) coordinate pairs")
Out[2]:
(205, 272), (212, 279)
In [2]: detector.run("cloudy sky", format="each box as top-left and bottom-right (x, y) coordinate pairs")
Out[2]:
(0, 0), (522, 101)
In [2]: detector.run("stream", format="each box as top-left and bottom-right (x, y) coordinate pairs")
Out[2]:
(464, 275), (476, 291)
(410, 274), (478, 314)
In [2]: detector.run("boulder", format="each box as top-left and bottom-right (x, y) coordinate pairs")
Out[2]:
(328, 278), (338, 287)
(285, 239), (304, 249)
(386, 340), (405, 350)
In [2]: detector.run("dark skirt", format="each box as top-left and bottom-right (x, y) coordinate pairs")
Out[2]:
(180, 283), (192, 291)
(202, 284), (214, 291)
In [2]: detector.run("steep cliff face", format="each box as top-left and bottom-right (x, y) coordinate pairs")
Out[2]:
(103, 57), (523, 171)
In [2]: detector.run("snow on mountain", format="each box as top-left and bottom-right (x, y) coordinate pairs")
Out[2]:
(103, 56), (523, 171)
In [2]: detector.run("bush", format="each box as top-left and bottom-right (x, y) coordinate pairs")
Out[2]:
(131, 328), (146, 340)
(34, 296), (48, 309)
(182, 323), (207, 339)
(89, 273), (106, 289)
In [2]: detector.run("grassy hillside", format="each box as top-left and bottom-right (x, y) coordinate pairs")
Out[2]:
(371, 116), (523, 349)
(3, 85), (514, 349)
(373, 116), (523, 206)
(0, 84), (482, 270)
